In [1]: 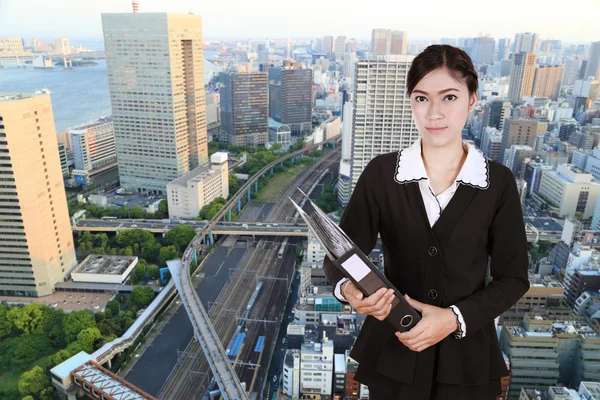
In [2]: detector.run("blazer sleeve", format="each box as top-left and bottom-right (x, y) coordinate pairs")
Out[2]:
(454, 167), (530, 335)
(323, 157), (381, 304)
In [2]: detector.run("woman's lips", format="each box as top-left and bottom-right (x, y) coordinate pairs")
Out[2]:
(426, 127), (447, 133)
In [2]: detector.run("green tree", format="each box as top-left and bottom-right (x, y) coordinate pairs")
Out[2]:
(228, 173), (241, 196)
(77, 327), (102, 353)
(164, 225), (196, 252)
(159, 245), (179, 267)
(0, 302), (14, 338)
(128, 286), (155, 310)
(18, 366), (49, 398)
(7, 303), (47, 334)
(158, 199), (168, 214)
(63, 311), (96, 344)
(105, 299), (120, 316)
(148, 265), (160, 280)
(12, 334), (52, 371)
(49, 349), (72, 367)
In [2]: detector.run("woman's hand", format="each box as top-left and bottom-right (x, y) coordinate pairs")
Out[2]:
(341, 280), (395, 321)
(395, 294), (458, 352)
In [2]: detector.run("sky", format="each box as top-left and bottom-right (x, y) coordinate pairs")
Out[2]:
(0, 0), (599, 43)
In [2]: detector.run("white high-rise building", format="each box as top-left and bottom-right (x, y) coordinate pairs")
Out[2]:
(69, 118), (116, 172)
(347, 54), (418, 199)
(101, 12), (208, 195)
(334, 36), (346, 60)
(514, 32), (539, 53)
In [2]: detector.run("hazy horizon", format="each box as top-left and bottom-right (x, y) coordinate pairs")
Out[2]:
(1, 0), (598, 43)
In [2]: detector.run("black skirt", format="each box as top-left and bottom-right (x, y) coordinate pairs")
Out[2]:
(356, 342), (502, 400)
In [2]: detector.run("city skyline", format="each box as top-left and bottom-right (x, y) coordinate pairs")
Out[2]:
(1, 0), (599, 42)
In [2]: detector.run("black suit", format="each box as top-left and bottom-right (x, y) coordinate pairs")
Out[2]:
(323, 151), (530, 399)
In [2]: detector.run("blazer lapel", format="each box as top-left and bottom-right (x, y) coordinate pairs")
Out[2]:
(432, 184), (478, 249)
(404, 182), (440, 249)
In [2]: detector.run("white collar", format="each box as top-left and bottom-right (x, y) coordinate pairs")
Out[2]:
(393, 138), (490, 189)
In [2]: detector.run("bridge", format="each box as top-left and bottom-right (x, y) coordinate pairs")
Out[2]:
(74, 219), (310, 237)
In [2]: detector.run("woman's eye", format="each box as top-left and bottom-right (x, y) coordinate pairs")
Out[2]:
(415, 96), (427, 102)
(444, 94), (457, 101)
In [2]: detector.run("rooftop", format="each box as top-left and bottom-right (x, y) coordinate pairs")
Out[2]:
(73, 255), (137, 275)
(0, 90), (50, 102)
(50, 351), (94, 380)
(168, 164), (217, 187)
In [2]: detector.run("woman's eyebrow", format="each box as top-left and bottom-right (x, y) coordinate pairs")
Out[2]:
(412, 88), (460, 95)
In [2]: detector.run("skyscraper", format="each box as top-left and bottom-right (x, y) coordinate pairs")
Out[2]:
(483, 100), (511, 131)
(0, 92), (77, 297)
(348, 54), (419, 198)
(219, 69), (268, 146)
(584, 41), (600, 79)
(508, 52), (537, 102)
(531, 65), (565, 100)
(101, 12), (208, 195)
(500, 119), (547, 163)
(371, 29), (407, 55)
(563, 59), (581, 86)
(390, 30), (407, 55)
(497, 38), (511, 61)
(323, 36), (334, 58)
(269, 61), (313, 135)
(334, 36), (346, 60)
(514, 32), (539, 53)
(471, 36), (495, 64)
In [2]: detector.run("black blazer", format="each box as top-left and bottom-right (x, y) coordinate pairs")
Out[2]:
(323, 150), (530, 389)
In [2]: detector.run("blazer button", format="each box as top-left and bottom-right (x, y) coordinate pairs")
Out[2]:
(428, 246), (438, 256)
(428, 289), (438, 299)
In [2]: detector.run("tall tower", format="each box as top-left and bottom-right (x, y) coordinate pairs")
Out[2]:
(531, 65), (565, 100)
(347, 55), (419, 201)
(508, 52), (537, 102)
(101, 12), (207, 195)
(0, 92), (77, 297)
(585, 41), (600, 79)
(269, 61), (313, 135)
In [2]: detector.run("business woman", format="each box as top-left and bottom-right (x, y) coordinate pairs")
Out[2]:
(323, 45), (530, 400)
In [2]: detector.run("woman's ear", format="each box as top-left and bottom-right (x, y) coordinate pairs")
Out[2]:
(468, 92), (478, 112)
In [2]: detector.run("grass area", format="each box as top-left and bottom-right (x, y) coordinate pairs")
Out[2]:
(0, 355), (51, 395)
(254, 164), (309, 203)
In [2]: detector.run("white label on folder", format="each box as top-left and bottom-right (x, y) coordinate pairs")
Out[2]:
(340, 254), (371, 282)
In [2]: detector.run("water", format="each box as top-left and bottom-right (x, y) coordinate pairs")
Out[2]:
(0, 50), (219, 132)
(0, 60), (111, 131)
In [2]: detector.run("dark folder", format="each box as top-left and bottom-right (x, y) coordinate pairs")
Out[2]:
(288, 189), (421, 332)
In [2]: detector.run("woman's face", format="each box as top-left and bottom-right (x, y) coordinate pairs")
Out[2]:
(410, 67), (477, 148)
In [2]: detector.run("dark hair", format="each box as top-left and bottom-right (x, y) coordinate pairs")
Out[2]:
(406, 44), (478, 96)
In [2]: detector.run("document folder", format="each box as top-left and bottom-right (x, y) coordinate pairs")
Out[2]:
(288, 189), (421, 332)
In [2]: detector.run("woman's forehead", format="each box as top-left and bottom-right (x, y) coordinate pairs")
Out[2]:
(413, 68), (469, 92)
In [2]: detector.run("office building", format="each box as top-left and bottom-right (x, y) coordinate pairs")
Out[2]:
(504, 145), (536, 177)
(69, 118), (116, 172)
(563, 59), (581, 87)
(166, 152), (229, 220)
(323, 36), (333, 58)
(0, 37), (24, 54)
(481, 127), (503, 161)
(102, 12), (208, 195)
(584, 41), (600, 79)
(532, 65), (565, 100)
(471, 36), (495, 64)
(371, 29), (407, 55)
(58, 143), (69, 176)
(536, 165), (600, 219)
(500, 276), (567, 324)
(269, 61), (313, 135)
(334, 36), (346, 60)
(497, 38), (511, 61)
(483, 100), (511, 131)
(348, 54), (419, 198)
(501, 313), (600, 399)
(219, 69), (268, 146)
(508, 52), (537, 101)
(0, 92), (77, 297)
(500, 119), (546, 164)
(514, 32), (539, 53)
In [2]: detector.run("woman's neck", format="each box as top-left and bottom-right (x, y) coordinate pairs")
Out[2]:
(421, 138), (467, 178)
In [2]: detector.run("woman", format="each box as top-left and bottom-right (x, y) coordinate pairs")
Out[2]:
(323, 45), (530, 399)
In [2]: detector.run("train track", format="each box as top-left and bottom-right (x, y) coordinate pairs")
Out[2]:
(159, 149), (339, 399)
